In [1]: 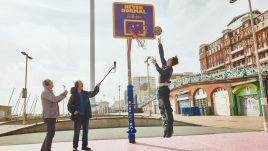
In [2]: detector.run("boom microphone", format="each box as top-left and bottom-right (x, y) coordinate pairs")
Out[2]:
(144, 56), (151, 63)
(99, 61), (117, 84)
(114, 61), (116, 72)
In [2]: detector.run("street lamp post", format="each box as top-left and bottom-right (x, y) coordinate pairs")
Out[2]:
(230, 0), (268, 131)
(145, 56), (152, 116)
(90, 0), (95, 103)
(62, 85), (66, 116)
(21, 51), (33, 125)
(119, 85), (121, 115)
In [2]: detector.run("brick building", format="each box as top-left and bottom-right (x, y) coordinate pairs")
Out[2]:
(170, 9), (268, 117)
(200, 10), (268, 73)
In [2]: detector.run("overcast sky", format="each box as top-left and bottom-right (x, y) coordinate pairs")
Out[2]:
(0, 0), (268, 114)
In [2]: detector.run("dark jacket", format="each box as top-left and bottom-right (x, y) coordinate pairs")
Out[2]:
(67, 86), (99, 120)
(155, 43), (173, 83)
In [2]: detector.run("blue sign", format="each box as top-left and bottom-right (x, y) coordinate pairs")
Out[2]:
(113, 2), (155, 39)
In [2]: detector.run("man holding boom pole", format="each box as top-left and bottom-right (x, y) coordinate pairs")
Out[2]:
(67, 62), (115, 151)
(68, 81), (100, 151)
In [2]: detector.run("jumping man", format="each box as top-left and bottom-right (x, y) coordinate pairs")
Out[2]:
(151, 38), (178, 138)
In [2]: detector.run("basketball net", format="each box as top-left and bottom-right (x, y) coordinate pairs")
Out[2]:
(129, 26), (147, 49)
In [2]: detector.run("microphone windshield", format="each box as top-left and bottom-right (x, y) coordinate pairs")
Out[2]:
(114, 61), (116, 71)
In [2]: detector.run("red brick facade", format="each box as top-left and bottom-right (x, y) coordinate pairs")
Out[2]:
(200, 10), (268, 73)
(170, 78), (260, 115)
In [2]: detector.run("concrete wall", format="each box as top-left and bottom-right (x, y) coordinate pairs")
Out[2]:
(2, 117), (189, 136)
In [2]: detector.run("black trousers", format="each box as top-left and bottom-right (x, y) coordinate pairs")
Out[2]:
(41, 118), (56, 151)
(73, 116), (89, 149)
(157, 86), (174, 132)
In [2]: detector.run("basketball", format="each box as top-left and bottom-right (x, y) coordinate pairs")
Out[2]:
(153, 26), (162, 36)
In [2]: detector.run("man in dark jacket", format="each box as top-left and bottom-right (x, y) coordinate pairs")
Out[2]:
(68, 80), (100, 151)
(151, 38), (178, 138)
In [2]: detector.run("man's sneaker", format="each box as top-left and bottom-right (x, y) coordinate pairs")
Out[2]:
(163, 130), (168, 138)
(166, 130), (174, 138)
(82, 146), (91, 151)
(73, 148), (78, 151)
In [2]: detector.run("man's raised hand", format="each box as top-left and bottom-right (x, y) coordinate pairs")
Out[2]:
(151, 57), (157, 65)
(158, 37), (161, 44)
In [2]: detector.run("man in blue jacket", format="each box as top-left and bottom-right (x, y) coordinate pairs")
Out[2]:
(151, 38), (178, 138)
(68, 80), (100, 151)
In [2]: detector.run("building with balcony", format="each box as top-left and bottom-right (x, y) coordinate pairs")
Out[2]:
(133, 76), (156, 107)
(170, 64), (268, 116)
(200, 10), (268, 73)
(168, 10), (268, 117)
(97, 101), (110, 114)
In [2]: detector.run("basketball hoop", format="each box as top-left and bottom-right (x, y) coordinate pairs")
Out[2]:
(129, 25), (147, 49)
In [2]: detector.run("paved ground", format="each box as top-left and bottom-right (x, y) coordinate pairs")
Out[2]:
(172, 114), (264, 131)
(0, 115), (266, 150)
(0, 131), (267, 151)
(0, 126), (251, 146)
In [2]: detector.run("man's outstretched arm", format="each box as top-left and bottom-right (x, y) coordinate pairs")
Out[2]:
(158, 38), (167, 66)
(86, 84), (100, 98)
(151, 57), (165, 74)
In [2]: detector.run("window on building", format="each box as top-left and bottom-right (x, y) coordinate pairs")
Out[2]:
(195, 99), (208, 107)
(260, 53), (264, 59)
(265, 13), (268, 19)
(246, 87), (251, 94)
(247, 48), (251, 54)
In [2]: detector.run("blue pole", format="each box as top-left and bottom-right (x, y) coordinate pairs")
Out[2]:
(126, 39), (136, 143)
(127, 85), (136, 143)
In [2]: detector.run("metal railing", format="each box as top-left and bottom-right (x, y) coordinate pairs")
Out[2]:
(170, 63), (268, 89)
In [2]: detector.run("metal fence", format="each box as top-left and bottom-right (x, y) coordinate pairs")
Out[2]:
(170, 63), (268, 89)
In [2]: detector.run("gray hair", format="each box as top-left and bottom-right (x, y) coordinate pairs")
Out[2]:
(42, 79), (51, 87)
